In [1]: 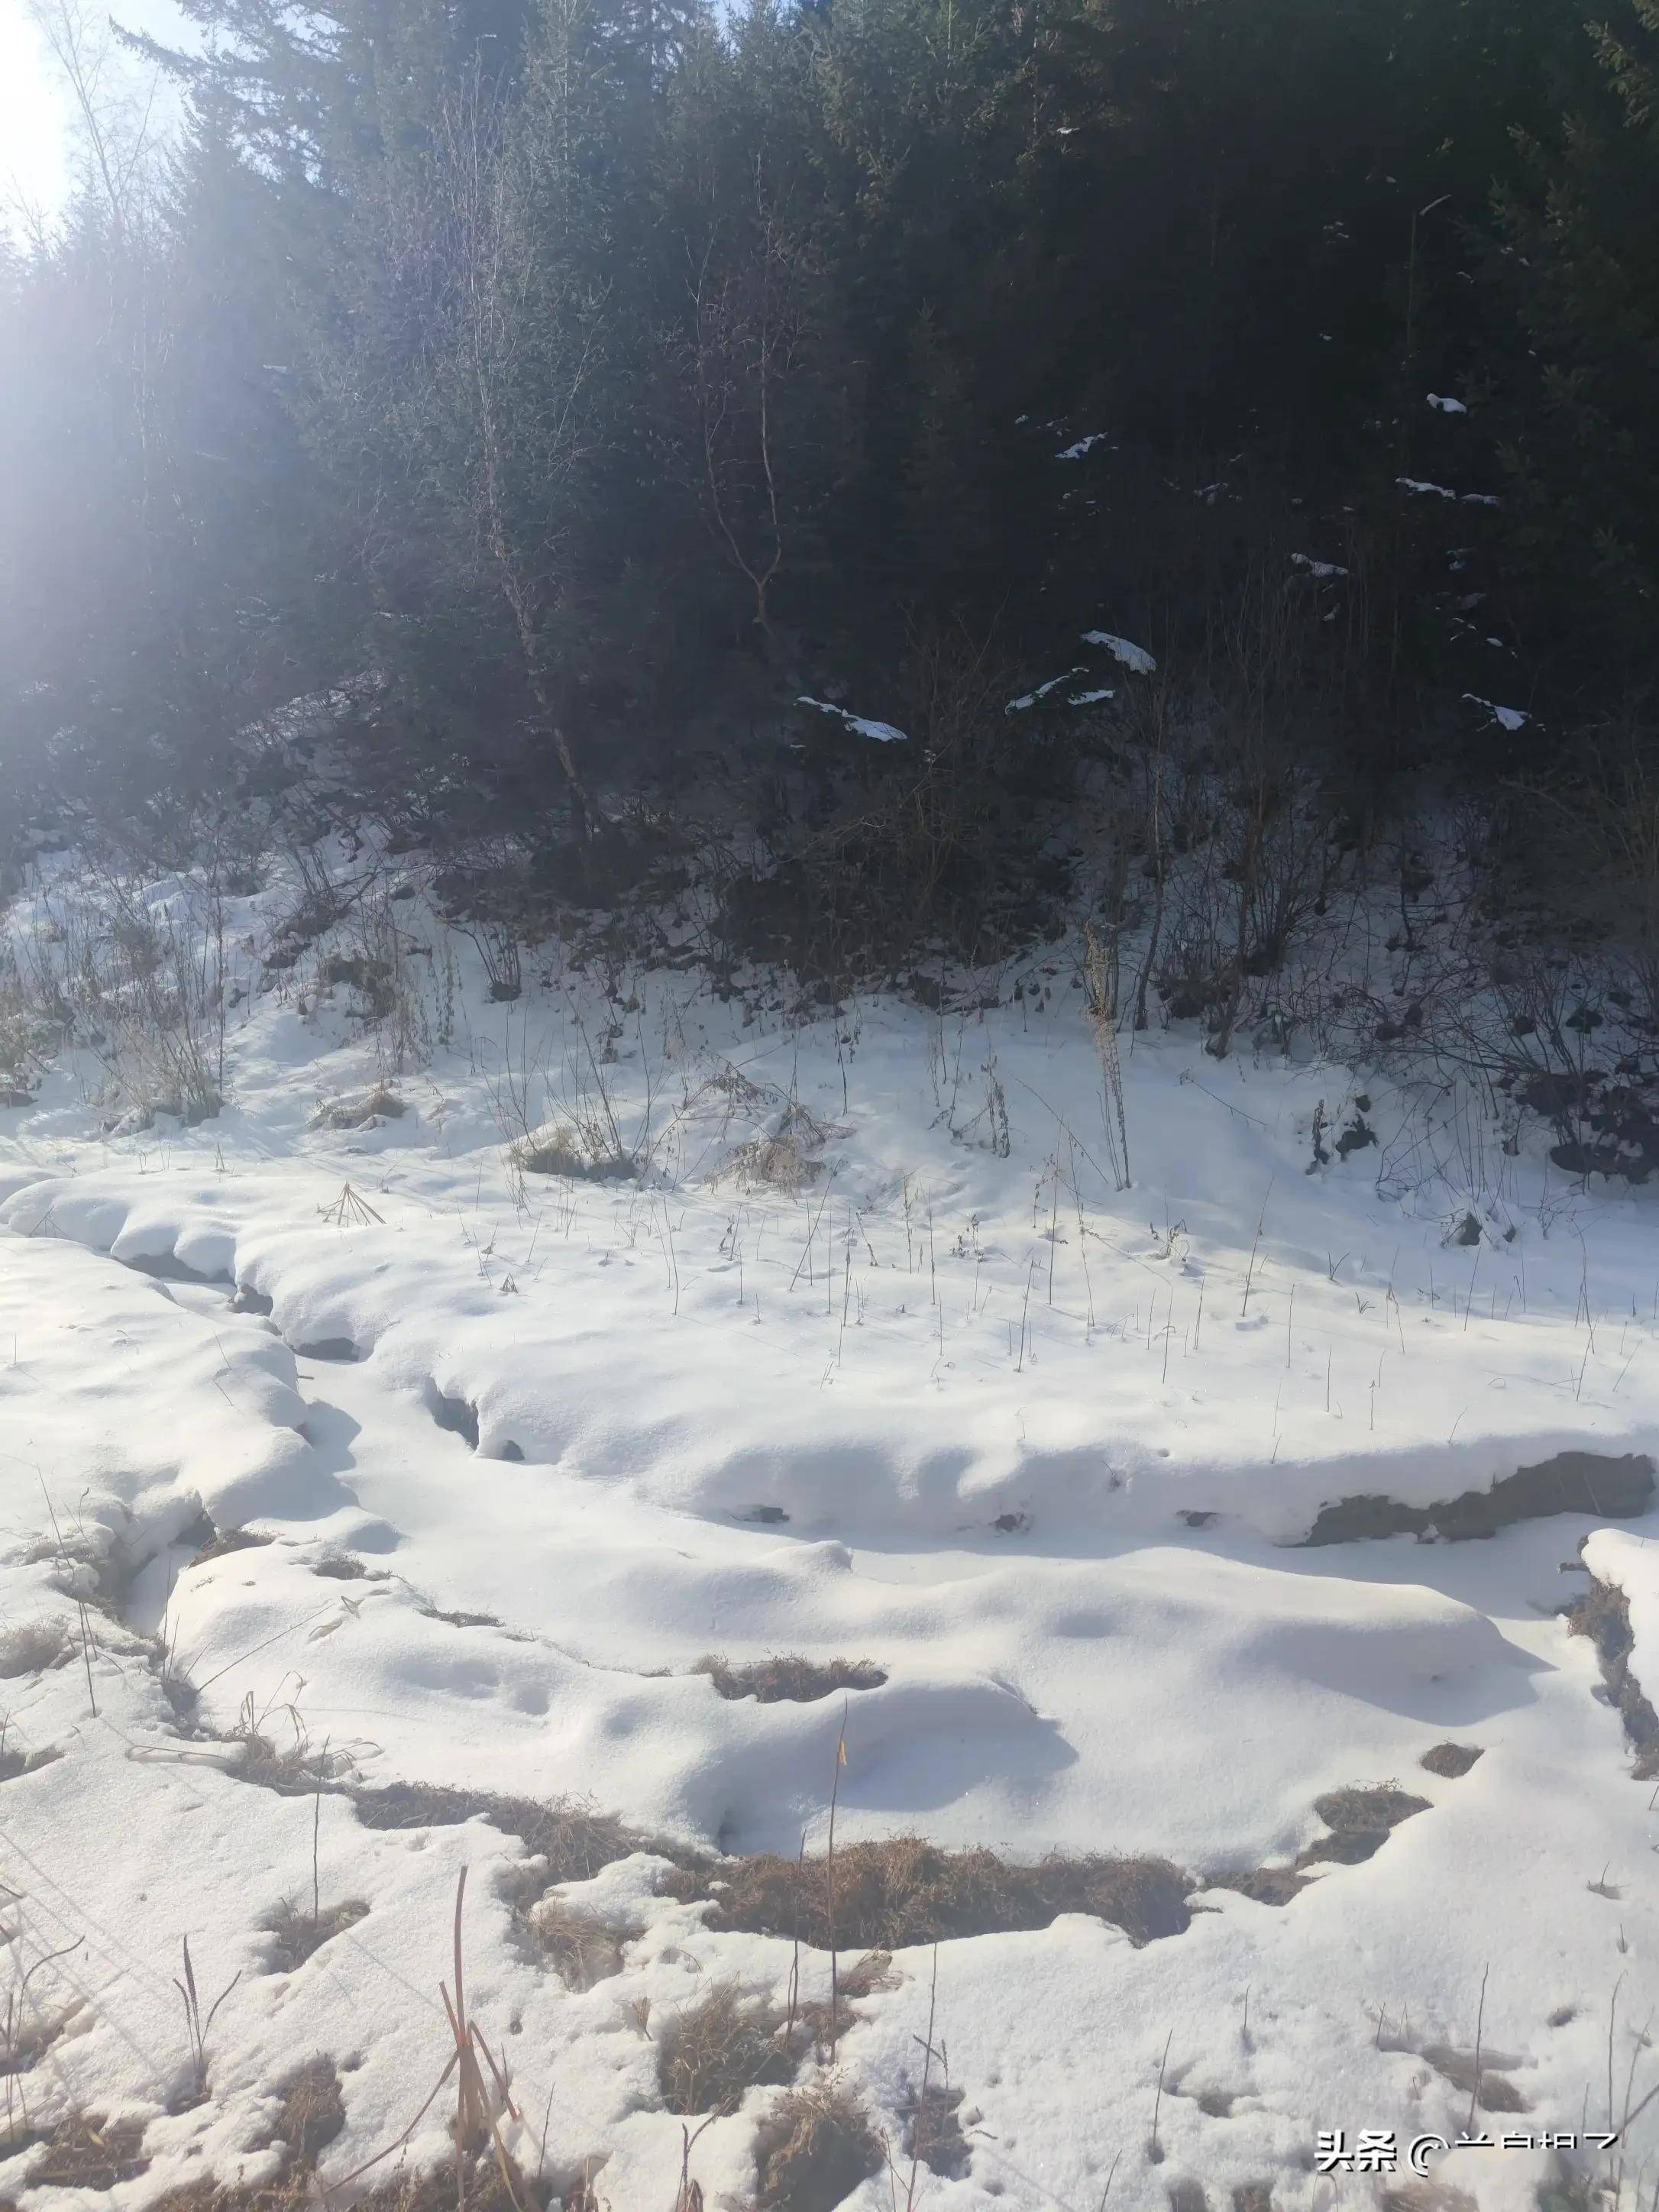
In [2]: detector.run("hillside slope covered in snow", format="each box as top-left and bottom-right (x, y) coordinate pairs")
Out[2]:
(1, 839), (1657, 2211)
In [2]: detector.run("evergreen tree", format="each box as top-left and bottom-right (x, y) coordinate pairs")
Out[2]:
(1487, 0), (1659, 672)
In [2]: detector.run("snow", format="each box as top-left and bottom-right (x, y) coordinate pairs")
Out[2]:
(1399, 479), (1501, 509)
(1006, 668), (1085, 712)
(1081, 630), (1156, 674)
(1006, 671), (1115, 712)
(1428, 395), (1469, 416)
(1055, 433), (1108, 461)
(795, 697), (909, 744)
(1, 836), (1657, 2208)
(1292, 555), (1350, 580)
(1463, 693), (1530, 732)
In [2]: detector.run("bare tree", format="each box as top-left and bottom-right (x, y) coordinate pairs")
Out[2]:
(27, 0), (165, 237)
(312, 41), (610, 836)
(687, 165), (816, 647)
(438, 62), (602, 833)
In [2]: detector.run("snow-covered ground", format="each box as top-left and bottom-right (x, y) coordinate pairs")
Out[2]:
(2, 839), (1658, 2210)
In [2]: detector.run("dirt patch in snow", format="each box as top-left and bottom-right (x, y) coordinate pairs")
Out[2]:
(1307, 1784), (1431, 1852)
(428, 1390), (480, 1449)
(309, 1086), (406, 1130)
(24, 2113), (150, 2190)
(676, 1835), (1194, 1948)
(311, 1549), (370, 1580)
(1419, 1740), (1483, 1777)
(1565, 1575), (1659, 1777)
(0, 1620), (69, 1677)
(348, 1780), (697, 1882)
(0, 1742), (62, 1784)
(1303, 1450), (1652, 1545)
(900, 2079), (970, 2178)
(1212, 1780), (1432, 1904)
(144, 2061), (350, 2210)
(189, 1523), (273, 1567)
(657, 1982), (803, 2117)
(692, 1654), (887, 1703)
(523, 1896), (627, 1989)
(751, 2081), (884, 2209)
(262, 1897), (370, 1972)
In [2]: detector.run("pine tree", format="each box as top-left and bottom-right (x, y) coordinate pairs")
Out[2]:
(1487, 0), (1659, 669)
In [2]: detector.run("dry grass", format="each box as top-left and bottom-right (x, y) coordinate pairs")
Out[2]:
(1380, 2181), (1480, 2211)
(310, 1085), (406, 1130)
(899, 2079), (969, 2179)
(658, 1984), (800, 2117)
(1, 1994), (67, 2078)
(144, 2061), (351, 2210)
(1420, 1741), (1483, 1778)
(1567, 1575), (1659, 1775)
(721, 1107), (836, 1195)
(0, 1620), (69, 1678)
(1300, 1784), (1429, 1866)
(678, 1835), (1192, 1948)
(354, 2159), (537, 2212)
(150, 2058), (350, 2206)
(0, 1745), (60, 1785)
(1208, 1865), (1308, 1907)
(789, 1949), (898, 2057)
(752, 2081), (883, 2210)
(1568, 1576), (1631, 1651)
(726, 1133), (823, 1194)
(524, 1897), (626, 1990)
(26, 2112), (150, 2189)
(1419, 2040), (1528, 2112)
(266, 2058), (347, 2165)
(222, 1762), (701, 1910)
(236, 1739), (333, 1795)
(1212, 1780), (1431, 1903)
(190, 1527), (273, 1566)
(693, 1654), (886, 1704)
(21, 872), (228, 1127)
(1311, 1784), (1430, 1832)
(231, 1707), (340, 1796)
(510, 1120), (636, 1182)
(312, 1550), (369, 1581)
(350, 1784), (680, 1881)
(150, 2161), (536, 2212)
(263, 1900), (370, 1973)
(1305, 1449), (1654, 1544)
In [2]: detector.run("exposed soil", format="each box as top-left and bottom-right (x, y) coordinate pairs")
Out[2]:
(1419, 1741), (1483, 1778)
(1211, 1781), (1432, 1904)
(674, 1835), (1195, 1948)
(1564, 1575), (1659, 1777)
(692, 1654), (888, 1703)
(1303, 1450), (1652, 1545)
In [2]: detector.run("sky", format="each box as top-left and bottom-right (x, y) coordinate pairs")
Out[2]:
(0, 0), (192, 231)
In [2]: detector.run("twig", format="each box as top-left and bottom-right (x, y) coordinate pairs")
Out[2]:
(1467, 1962), (1489, 2136)
(1150, 2028), (1172, 2160)
(827, 1707), (848, 2064)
